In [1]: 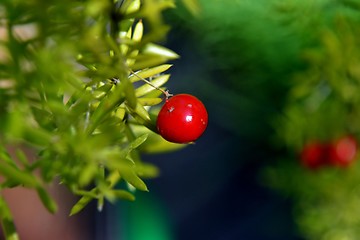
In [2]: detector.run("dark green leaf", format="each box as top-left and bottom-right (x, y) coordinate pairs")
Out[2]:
(36, 187), (58, 214)
(0, 196), (18, 240)
(0, 161), (38, 187)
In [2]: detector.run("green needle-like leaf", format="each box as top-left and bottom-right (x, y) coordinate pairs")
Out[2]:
(0, 161), (38, 188)
(129, 64), (173, 82)
(70, 194), (94, 216)
(135, 74), (170, 97)
(143, 43), (179, 59)
(113, 190), (135, 201)
(119, 165), (149, 192)
(36, 187), (58, 214)
(138, 97), (163, 106)
(124, 78), (138, 109)
(0, 196), (19, 240)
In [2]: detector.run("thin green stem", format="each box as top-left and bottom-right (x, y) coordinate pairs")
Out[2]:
(129, 70), (173, 99)
(0, 194), (19, 240)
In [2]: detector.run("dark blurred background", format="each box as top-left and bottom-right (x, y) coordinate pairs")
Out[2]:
(106, 1), (308, 239)
(103, 1), (360, 239)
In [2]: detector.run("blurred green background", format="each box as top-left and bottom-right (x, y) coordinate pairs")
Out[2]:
(108, 1), (360, 240)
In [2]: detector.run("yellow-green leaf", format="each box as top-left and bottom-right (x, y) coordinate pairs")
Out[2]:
(70, 194), (93, 216)
(132, 20), (143, 42)
(138, 97), (163, 106)
(136, 162), (160, 178)
(94, 83), (113, 99)
(140, 132), (187, 154)
(129, 64), (172, 83)
(124, 79), (137, 109)
(182, 0), (201, 16)
(130, 134), (148, 150)
(135, 74), (170, 97)
(124, 0), (141, 14)
(143, 43), (179, 59)
(119, 165), (148, 192)
(128, 102), (151, 122)
(113, 190), (136, 201)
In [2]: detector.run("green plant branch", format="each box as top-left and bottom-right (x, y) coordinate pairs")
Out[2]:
(0, 194), (19, 240)
(0, 0), (183, 237)
(129, 69), (173, 99)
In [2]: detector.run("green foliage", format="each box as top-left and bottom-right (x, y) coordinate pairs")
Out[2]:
(263, 159), (360, 240)
(274, 6), (360, 149)
(0, 0), (196, 238)
(183, 0), (309, 140)
(176, 0), (360, 239)
(266, 3), (360, 240)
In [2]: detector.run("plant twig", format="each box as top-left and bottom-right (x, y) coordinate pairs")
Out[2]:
(0, 195), (19, 240)
(129, 70), (173, 100)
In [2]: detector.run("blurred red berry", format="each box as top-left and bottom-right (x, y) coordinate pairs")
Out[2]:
(300, 142), (327, 169)
(328, 136), (357, 167)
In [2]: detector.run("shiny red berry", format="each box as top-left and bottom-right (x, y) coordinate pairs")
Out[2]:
(300, 142), (328, 169)
(328, 136), (357, 167)
(156, 94), (208, 143)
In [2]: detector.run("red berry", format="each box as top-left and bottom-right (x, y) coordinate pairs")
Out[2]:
(328, 136), (357, 167)
(300, 142), (328, 169)
(156, 94), (208, 143)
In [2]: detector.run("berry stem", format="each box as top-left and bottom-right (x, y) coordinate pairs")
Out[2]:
(129, 70), (173, 99)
